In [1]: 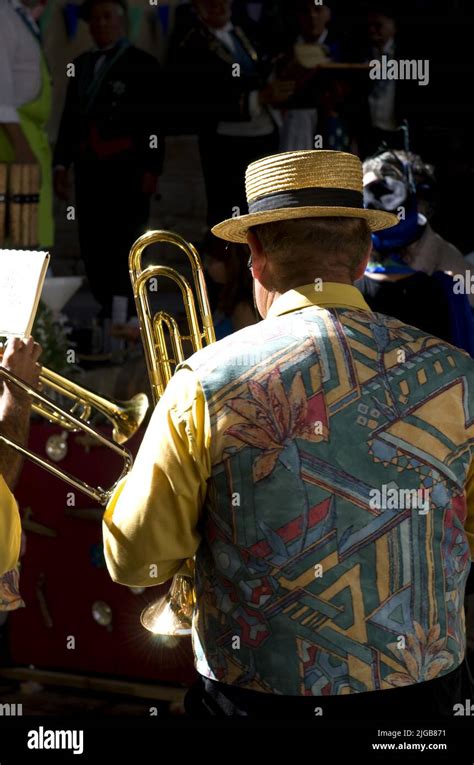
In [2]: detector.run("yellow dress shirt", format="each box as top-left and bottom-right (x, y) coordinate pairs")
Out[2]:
(0, 474), (21, 576)
(102, 282), (474, 586)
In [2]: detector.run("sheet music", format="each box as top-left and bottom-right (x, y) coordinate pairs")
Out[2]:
(0, 249), (50, 338)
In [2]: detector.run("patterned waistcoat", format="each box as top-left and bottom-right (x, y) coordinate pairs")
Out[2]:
(182, 305), (474, 696)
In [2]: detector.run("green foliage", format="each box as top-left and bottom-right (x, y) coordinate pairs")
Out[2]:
(32, 301), (78, 375)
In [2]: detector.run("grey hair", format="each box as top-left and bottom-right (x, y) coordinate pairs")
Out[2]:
(250, 217), (372, 290)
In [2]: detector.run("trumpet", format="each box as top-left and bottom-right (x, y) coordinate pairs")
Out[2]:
(0, 360), (149, 505)
(36, 366), (149, 445)
(129, 230), (216, 636)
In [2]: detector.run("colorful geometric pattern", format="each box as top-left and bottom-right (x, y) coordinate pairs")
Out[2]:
(185, 307), (473, 695)
(0, 567), (25, 611)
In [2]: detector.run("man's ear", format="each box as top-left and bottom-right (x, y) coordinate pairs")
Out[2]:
(247, 229), (262, 258)
(247, 229), (267, 278)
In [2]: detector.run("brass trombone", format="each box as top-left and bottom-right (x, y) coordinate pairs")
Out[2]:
(129, 230), (216, 636)
(0, 362), (149, 505)
(129, 229), (215, 405)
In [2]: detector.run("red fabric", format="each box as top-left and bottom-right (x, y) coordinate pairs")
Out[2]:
(9, 423), (196, 684)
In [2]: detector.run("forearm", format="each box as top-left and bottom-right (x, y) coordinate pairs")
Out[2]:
(102, 370), (209, 587)
(0, 123), (32, 159)
(0, 390), (32, 492)
(102, 453), (202, 587)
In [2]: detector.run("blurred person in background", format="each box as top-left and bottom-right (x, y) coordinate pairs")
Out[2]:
(111, 230), (258, 349)
(277, 0), (350, 152)
(365, 3), (399, 152)
(0, 0), (53, 248)
(53, 0), (164, 320)
(356, 149), (474, 355)
(232, 0), (287, 60)
(202, 230), (257, 338)
(166, 0), (294, 226)
(353, 3), (421, 157)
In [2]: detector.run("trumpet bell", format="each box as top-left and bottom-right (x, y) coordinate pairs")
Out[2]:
(112, 392), (149, 445)
(140, 574), (194, 636)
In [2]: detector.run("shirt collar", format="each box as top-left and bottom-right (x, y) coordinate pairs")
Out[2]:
(266, 282), (370, 318)
(92, 37), (127, 53)
(208, 21), (234, 35)
(297, 28), (329, 45)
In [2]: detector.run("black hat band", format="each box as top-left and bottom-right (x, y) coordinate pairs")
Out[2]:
(248, 187), (364, 214)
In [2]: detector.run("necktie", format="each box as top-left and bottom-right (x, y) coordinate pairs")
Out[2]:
(229, 30), (256, 75)
(92, 45), (119, 78)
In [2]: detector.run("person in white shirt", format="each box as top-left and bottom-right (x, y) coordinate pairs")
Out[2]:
(278, 0), (340, 152)
(367, 6), (398, 132)
(0, 0), (53, 247)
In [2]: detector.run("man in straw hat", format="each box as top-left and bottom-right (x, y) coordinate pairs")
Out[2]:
(103, 150), (474, 719)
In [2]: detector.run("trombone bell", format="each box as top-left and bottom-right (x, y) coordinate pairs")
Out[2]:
(140, 574), (194, 636)
(109, 393), (150, 445)
(0, 365), (133, 505)
(38, 366), (149, 445)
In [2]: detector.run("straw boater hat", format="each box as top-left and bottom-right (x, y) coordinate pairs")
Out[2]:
(211, 150), (399, 243)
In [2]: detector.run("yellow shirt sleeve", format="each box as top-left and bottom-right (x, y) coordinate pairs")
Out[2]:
(102, 367), (211, 586)
(0, 474), (21, 576)
(465, 458), (474, 560)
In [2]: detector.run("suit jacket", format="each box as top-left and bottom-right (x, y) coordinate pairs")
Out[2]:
(54, 42), (164, 176)
(165, 19), (269, 134)
(350, 41), (425, 153)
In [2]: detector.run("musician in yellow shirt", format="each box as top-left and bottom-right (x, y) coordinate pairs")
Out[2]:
(0, 336), (41, 576)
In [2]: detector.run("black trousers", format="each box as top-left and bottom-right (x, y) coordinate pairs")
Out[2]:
(75, 161), (150, 318)
(199, 129), (280, 228)
(185, 661), (472, 720)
